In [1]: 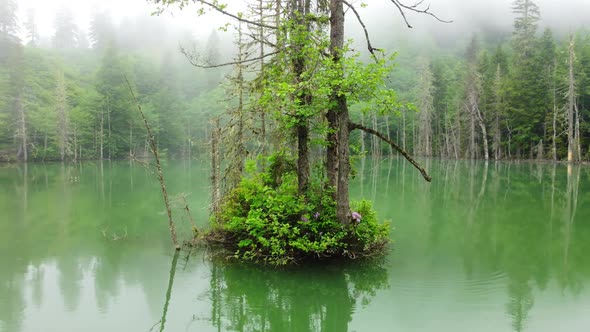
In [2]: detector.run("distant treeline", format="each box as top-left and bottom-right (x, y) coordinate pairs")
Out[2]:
(1, 0), (589, 162)
(364, 0), (590, 161)
(0, 1), (228, 162)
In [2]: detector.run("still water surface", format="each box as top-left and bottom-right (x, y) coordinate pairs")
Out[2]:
(1, 159), (589, 332)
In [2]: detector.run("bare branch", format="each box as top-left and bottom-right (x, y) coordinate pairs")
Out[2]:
(349, 121), (432, 182)
(389, 0), (452, 28)
(180, 46), (280, 68)
(342, 0), (382, 60)
(195, 0), (278, 29)
(389, 0), (413, 28)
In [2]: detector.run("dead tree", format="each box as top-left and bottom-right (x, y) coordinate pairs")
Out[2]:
(566, 35), (577, 163)
(126, 77), (179, 250)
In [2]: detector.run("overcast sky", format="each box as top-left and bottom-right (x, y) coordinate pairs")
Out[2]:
(13, 0), (590, 43)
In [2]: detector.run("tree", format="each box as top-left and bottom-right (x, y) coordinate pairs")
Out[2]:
(53, 7), (78, 49)
(0, 0), (18, 58)
(95, 42), (134, 159)
(24, 9), (39, 47)
(150, 0), (436, 226)
(415, 57), (434, 157)
(566, 35), (578, 162)
(89, 11), (115, 50)
(464, 36), (489, 160)
(512, 0), (540, 60)
(537, 28), (557, 160)
(9, 45), (27, 161)
(55, 69), (71, 161)
(508, 0), (544, 158)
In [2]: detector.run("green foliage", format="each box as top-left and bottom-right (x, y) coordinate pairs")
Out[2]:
(210, 155), (390, 266)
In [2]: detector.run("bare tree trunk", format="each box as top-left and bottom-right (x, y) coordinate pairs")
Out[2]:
(470, 114), (476, 159)
(17, 95), (27, 162)
(100, 107), (104, 160)
(211, 118), (221, 217)
(385, 115), (393, 156)
(402, 107), (406, 151)
(372, 113), (379, 157)
(73, 126), (78, 161)
(476, 109), (489, 161)
(129, 121), (133, 157)
(567, 35), (576, 163)
(107, 96), (112, 160)
(43, 132), (48, 161)
(552, 80), (557, 161)
(417, 58), (433, 157)
(574, 103), (581, 161)
(56, 70), (70, 161)
(126, 78), (179, 250)
(360, 112), (366, 154)
(456, 110), (461, 158)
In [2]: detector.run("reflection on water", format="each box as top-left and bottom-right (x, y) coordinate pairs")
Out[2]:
(1, 159), (590, 332)
(202, 261), (388, 332)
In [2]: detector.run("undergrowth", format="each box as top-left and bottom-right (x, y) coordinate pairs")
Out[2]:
(204, 154), (390, 266)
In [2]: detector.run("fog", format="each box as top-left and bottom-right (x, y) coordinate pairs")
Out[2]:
(14, 0), (590, 51)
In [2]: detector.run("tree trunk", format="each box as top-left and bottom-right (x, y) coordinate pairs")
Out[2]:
(402, 107), (406, 152)
(329, 0), (351, 225)
(127, 78), (179, 250)
(552, 84), (557, 161)
(385, 115), (393, 156)
(56, 70), (69, 161)
(17, 93), (27, 162)
(211, 118), (221, 216)
(567, 35), (575, 163)
(360, 112), (366, 154)
(291, 0), (312, 195)
(100, 107), (104, 160)
(470, 113), (475, 159)
(574, 105), (582, 161)
(107, 96), (112, 160)
(129, 121), (133, 157)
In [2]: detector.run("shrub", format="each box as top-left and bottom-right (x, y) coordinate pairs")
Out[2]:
(207, 157), (390, 266)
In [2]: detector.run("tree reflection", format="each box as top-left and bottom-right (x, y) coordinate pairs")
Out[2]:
(204, 261), (389, 332)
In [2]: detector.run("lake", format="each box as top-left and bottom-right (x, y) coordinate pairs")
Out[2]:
(1, 158), (589, 332)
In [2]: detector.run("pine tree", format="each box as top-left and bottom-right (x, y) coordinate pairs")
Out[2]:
(89, 11), (115, 50)
(512, 0), (540, 60)
(24, 8), (39, 47)
(53, 7), (78, 49)
(0, 0), (19, 59)
(508, 0), (544, 158)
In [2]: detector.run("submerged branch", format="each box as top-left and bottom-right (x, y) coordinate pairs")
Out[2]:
(349, 121), (432, 182)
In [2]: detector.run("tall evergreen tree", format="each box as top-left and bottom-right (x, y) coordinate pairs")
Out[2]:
(53, 7), (78, 49)
(512, 0), (540, 60)
(0, 0), (19, 58)
(24, 8), (39, 47)
(508, 0), (544, 158)
(89, 11), (115, 50)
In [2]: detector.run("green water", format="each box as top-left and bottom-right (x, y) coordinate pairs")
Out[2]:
(1, 159), (589, 332)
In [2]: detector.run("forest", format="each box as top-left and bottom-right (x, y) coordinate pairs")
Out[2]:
(1, 0), (589, 163)
(1, 0), (590, 329)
